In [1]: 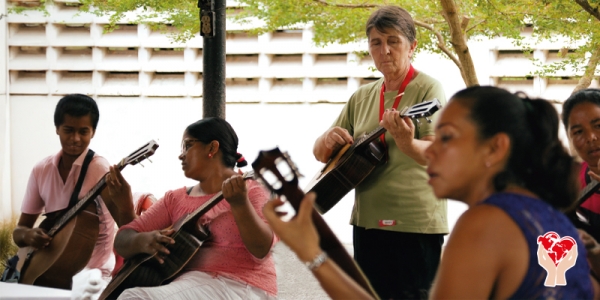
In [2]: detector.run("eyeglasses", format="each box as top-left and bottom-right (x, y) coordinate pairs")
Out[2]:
(181, 138), (201, 154)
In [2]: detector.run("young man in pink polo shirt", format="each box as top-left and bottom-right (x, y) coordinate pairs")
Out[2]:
(12, 94), (135, 284)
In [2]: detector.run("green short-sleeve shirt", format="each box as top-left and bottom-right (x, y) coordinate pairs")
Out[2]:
(332, 72), (449, 233)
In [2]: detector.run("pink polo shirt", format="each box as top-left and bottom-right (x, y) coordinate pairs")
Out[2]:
(21, 148), (117, 277)
(120, 180), (278, 296)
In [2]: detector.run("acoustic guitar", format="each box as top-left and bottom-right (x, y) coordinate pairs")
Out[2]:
(100, 171), (255, 300)
(305, 99), (442, 214)
(252, 147), (379, 299)
(17, 140), (159, 290)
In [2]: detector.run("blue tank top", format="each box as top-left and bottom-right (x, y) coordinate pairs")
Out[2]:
(483, 193), (593, 299)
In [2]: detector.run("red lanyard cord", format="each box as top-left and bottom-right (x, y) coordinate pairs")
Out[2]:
(378, 64), (415, 146)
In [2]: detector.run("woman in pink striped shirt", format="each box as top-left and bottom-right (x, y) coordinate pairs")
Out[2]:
(114, 117), (278, 299)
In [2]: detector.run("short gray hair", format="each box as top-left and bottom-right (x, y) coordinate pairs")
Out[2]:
(365, 6), (416, 42)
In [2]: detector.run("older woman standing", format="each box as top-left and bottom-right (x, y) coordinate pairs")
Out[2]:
(313, 5), (447, 299)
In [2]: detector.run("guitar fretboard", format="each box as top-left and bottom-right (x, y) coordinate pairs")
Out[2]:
(48, 161), (126, 237)
(578, 179), (600, 207)
(178, 171), (255, 227)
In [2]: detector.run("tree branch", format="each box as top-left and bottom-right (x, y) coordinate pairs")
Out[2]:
(573, 0), (600, 22)
(312, 0), (380, 8)
(413, 19), (461, 68)
(460, 16), (470, 32)
(572, 44), (600, 94)
(466, 19), (487, 33)
(440, 0), (479, 86)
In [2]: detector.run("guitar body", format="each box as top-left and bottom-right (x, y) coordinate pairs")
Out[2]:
(306, 138), (386, 214)
(18, 202), (100, 290)
(100, 220), (207, 300)
(305, 99), (442, 214)
(100, 171), (253, 300)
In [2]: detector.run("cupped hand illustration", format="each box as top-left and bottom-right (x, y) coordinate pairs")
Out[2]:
(537, 243), (557, 287)
(556, 245), (578, 286)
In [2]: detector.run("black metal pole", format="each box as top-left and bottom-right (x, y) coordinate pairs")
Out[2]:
(199, 0), (226, 119)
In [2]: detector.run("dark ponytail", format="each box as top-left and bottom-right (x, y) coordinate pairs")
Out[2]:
(185, 117), (245, 169)
(453, 86), (578, 210)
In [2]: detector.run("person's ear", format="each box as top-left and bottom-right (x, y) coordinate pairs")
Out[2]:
(209, 140), (220, 155)
(409, 40), (418, 58)
(485, 133), (510, 168)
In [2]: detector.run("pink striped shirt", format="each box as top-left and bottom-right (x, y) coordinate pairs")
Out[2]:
(21, 148), (116, 277)
(120, 180), (278, 296)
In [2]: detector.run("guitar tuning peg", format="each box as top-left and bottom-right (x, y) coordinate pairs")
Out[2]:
(137, 159), (145, 167)
(415, 119), (421, 124)
(147, 158), (153, 163)
(425, 117), (432, 123)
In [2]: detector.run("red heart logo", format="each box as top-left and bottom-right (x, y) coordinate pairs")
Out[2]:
(537, 231), (577, 266)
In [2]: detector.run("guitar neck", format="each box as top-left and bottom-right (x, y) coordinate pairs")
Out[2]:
(174, 172), (255, 230)
(285, 186), (378, 298)
(47, 163), (125, 237)
(577, 180), (600, 207)
(174, 192), (226, 231)
(354, 126), (386, 149)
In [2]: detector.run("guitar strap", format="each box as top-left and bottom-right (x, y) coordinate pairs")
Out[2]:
(39, 149), (96, 230)
(69, 149), (96, 208)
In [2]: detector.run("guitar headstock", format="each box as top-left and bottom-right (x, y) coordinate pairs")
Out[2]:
(400, 98), (442, 123)
(119, 140), (159, 168)
(251, 147), (302, 201)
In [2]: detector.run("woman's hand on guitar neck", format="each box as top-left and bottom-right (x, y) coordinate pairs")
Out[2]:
(263, 192), (321, 262)
(222, 174), (248, 207)
(264, 193), (375, 300)
(589, 159), (600, 182)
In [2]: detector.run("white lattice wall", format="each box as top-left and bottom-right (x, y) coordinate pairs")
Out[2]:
(4, 0), (387, 103)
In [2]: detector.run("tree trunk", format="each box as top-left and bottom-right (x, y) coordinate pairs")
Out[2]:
(572, 44), (600, 94)
(439, 0), (479, 87)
